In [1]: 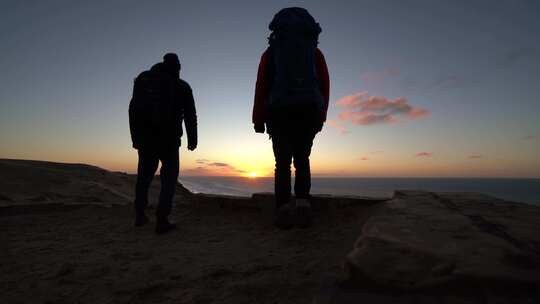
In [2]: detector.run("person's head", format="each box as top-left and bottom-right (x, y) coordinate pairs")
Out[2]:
(163, 53), (181, 77)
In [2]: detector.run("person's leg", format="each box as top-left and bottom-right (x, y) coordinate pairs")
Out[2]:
(272, 132), (296, 229)
(293, 132), (315, 199)
(272, 134), (293, 209)
(292, 131), (316, 228)
(156, 149), (179, 219)
(155, 148), (179, 234)
(134, 149), (159, 225)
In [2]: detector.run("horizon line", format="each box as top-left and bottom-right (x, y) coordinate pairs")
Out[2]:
(2, 158), (539, 180)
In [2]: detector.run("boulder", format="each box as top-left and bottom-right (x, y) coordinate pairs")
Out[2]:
(345, 191), (540, 291)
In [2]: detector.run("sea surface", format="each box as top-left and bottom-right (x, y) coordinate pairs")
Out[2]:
(179, 176), (540, 206)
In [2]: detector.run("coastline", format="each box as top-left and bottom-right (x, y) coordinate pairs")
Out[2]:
(180, 175), (540, 206)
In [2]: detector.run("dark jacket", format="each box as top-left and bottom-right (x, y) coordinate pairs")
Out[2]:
(129, 63), (197, 150)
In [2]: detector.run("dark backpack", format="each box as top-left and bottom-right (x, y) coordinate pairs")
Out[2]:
(130, 65), (174, 135)
(266, 8), (323, 117)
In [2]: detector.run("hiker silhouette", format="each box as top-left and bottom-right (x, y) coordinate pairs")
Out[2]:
(129, 53), (197, 234)
(252, 7), (330, 229)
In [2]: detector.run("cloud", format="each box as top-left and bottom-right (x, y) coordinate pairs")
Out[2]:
(325, 119), (348, 134)
(184, 166), (213, 176)
(335, 91), (430, 126)
(468, 154), (483, 159)
(522, 135), (536, 141)
(416, 152), (433, 157)
(185, 160), (246, 176)
(359, 156), (369, 161)
(501, 47), (538, 66)
(335, 91), (368, 107)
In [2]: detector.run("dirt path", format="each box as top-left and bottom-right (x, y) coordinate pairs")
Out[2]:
(1, 198), (374, 304)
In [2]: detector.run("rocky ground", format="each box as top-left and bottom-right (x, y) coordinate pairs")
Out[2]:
(1, 159), (539, 303)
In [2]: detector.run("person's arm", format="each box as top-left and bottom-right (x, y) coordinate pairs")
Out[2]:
(183, 84), (198, 150)
(252, 49), (271, 133)
(315, 48), (330, 122)
(128, 76), (142, 149)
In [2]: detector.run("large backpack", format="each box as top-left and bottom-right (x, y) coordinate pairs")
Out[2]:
(129, 64), (175, 141)
(266, 7), (323, 117)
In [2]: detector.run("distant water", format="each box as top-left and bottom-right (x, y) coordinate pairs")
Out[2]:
(179, 176), (540, 206)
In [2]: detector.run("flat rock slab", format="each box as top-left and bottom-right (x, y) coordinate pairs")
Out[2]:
(345, 190), (540, 291)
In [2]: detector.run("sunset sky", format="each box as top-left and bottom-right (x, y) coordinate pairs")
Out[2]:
(1, 0), (539, 177)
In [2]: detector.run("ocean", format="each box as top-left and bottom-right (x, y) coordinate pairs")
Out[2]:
(179, 176), (540, 206)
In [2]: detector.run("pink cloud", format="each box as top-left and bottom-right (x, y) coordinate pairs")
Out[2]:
(416, 152), (433, 157)
(407, 108), (430, 119)
(325, 119), (348, 134)
(359, 156), (369, 161)
(335, 91), (369, 107)
(335, 92), (430, 126)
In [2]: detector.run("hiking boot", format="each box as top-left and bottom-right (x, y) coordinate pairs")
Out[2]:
(134, 213), (149, 227)
(155, 218), (177, 235)
(274, 203), (294, 230)
(295, 198), (312, 228)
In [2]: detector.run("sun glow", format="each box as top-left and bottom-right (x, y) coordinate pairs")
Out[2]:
(248, 171), (258, 178)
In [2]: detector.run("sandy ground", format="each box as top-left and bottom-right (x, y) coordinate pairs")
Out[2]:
(1, 192), (375, 304)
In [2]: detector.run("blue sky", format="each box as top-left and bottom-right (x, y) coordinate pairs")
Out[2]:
(1, 0), (539, 177)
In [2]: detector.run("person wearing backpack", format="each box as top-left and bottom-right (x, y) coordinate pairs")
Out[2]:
(129, 53), (197, 234)
(252, 8), (330, 229)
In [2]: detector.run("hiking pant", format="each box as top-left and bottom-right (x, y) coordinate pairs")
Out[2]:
(271, 130), (316, 208)
(134, 148), (179, 219)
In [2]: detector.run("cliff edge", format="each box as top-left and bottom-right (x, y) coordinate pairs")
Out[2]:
(1, 159), (539, 303)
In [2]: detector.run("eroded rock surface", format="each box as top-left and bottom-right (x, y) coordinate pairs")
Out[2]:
(339, 190), (540, 302)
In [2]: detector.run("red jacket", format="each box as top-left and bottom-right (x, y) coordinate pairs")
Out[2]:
(252, 48), (330, 125)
